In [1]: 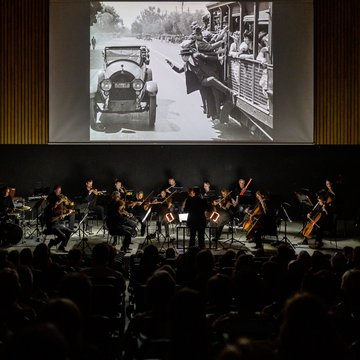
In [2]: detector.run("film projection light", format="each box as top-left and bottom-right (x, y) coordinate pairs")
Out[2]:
(209, 211), (220, 223)
(165, 212), (175, 223)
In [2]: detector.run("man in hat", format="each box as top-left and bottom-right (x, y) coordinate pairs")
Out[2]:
(165, 45), (202, 95)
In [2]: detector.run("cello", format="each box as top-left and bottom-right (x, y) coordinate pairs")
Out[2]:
(242, 203), (263, 239)
(301, 195), (331, 239)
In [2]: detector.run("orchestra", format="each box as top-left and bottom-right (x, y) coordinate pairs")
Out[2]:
(0, 175), (345, 252)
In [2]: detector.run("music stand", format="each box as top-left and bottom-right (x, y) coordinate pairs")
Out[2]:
(74, 209), (92, 254)
(278, 202), (295, 250)
(221, 216), (247, 249)
(294, 191), (313, 227)
(140, 207), (155, 247)
(25, 197), (47, 240)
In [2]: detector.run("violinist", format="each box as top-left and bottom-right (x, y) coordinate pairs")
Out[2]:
(82, 178), (105, 221)
(211, 189), (234, 242)
(244, 189), (276, 249)
(128, 191), (148, 236)
(153, 189), (173, 238)
(106, 198), (136, 252)
(44, 185), (74, 251)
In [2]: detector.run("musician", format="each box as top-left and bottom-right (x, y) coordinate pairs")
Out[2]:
(106, 199), (136, 252)
(0, 186), (14, 220)
(304, 191), (334, 248)
(184, 187), (207, 248)
(246, 190), (277, 249)
(81, 178), (105, 220)
(113, 179), (126, 200)
(128, 191), (148, 236)
(232, 178), (254, 222)
(165, 176), (181, 194)
(47, 185), (75, 231)
(44, 185), (73, 251)
(211, 189), (234, 242)
(153, 189), (173, 238)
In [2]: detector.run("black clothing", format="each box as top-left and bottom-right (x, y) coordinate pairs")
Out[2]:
(106, 206), (136, 250)
(0, 195), (14, 219)
(185, 195), (207, 248)
(81, 188), (105, 220)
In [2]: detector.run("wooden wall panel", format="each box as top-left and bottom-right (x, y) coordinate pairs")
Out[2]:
(0, 0), (359, 144)
(0, 0), (48, 144)
(314, 0), (360, 144)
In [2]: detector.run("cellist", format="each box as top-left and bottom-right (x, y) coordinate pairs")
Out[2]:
(244, 189), (277, 249)
(302, 190), (333, 248)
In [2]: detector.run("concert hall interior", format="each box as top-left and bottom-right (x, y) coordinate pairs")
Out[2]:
(0, 1), (360, 360)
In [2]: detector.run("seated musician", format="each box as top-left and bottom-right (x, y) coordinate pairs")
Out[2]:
(0, 186), (15, 221)
(113, 179), (126, 200)
(128, 191), (148, 236)
(81, 178), (105, 220)
(245, 189), (277, 249)
(232, 178), (254, 223)
(303, 190), (334, 248)
(211, 189), (234, 242)
(165, 176), (181, 194)
(153, 189), (173, 238)
(44, 185), (74, 252)
(106, 198), (137, 252)
(47, 185), (75, 231)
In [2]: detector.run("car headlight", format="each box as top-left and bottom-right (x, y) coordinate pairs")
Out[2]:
(132, 79), (144, 91)
(100, 79), (112, 91)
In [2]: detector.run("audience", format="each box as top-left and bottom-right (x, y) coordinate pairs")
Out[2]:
(0, 241), (358, 360)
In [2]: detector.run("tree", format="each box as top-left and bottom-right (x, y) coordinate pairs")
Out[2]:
(90, 1), (103, 26)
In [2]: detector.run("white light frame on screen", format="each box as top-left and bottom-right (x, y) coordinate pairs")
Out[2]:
(49, 0), (314, 144)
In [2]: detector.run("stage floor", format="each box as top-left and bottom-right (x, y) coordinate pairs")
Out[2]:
(4, 219), (360, 258)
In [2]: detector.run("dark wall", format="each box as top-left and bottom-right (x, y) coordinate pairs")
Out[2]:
(1, 144), (359, 219)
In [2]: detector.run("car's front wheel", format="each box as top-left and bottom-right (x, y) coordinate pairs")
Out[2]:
(90, 97), (105, 132)
(149, 95), (156, 129)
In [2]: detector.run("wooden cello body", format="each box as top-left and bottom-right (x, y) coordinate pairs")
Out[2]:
(242, 203), (263, 239)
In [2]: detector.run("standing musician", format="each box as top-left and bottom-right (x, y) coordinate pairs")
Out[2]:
(211, 189), (234, 242)
(0, 186), (15, 221)
(128, 191), (149, 236)
(243, 189), (277, 249)
(232, 178), (254, 223)
(184, 187), (207, 248)
(44, 185), (74, 251)
(153, 189), (173, 238)
(82, 178), (105, 221)
(106, 197), (137, 252)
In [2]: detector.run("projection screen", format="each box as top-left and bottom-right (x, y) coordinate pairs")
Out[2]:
(49, 0), (313, 144)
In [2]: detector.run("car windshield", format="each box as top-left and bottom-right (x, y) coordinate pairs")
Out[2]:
(106, 48), (141, 64)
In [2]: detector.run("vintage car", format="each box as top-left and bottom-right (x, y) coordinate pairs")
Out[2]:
(90, 45), (158, 131)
